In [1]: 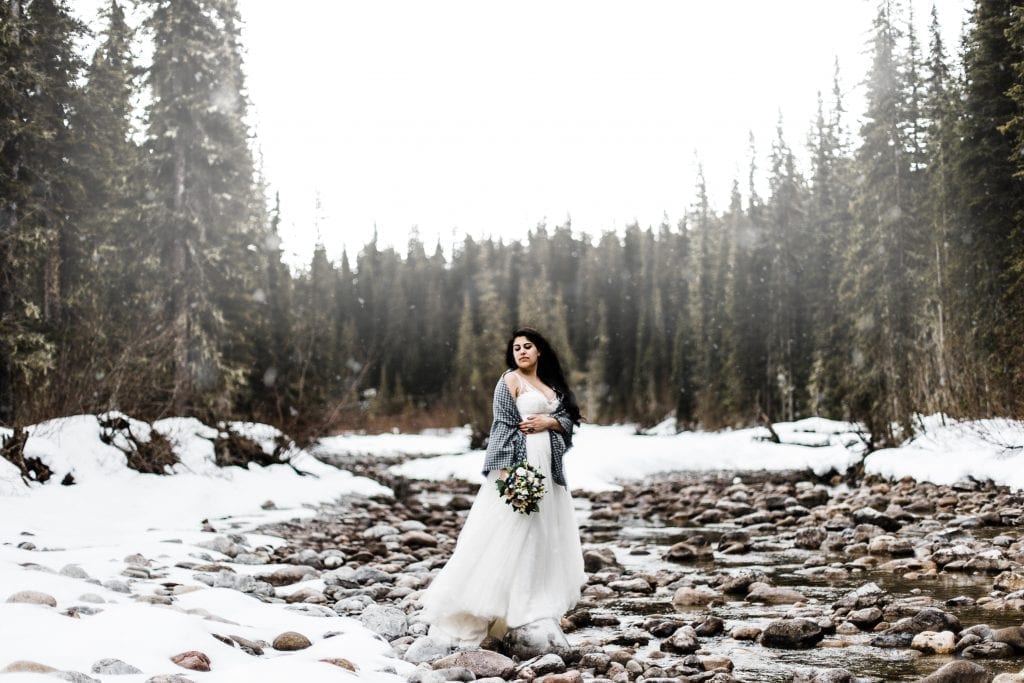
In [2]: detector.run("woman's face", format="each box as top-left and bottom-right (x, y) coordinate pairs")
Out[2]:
(512, 336), (540, 371)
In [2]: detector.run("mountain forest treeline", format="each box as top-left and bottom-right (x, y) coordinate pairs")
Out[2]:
(2, 0), (1023, 448)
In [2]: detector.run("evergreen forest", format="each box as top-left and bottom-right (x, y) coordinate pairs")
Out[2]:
(2, 0), (1024, 449)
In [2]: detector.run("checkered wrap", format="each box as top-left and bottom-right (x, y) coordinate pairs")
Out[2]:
(481, 372), (575, 487)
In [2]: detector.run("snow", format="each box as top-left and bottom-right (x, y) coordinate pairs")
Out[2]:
(389, 418), (867, 491)
(0, 414), (397, 681)
(2, 411), (1023, 680)
(863, 414), (1024, 490)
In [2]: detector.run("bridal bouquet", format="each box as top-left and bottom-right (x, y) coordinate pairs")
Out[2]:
(495, 462), (546, 515)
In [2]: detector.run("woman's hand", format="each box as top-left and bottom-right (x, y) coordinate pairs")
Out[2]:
(518, 415), (559, 434)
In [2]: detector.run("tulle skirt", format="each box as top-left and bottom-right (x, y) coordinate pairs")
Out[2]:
(418, 432), (584, 645)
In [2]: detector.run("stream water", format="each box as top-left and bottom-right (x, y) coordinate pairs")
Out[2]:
(569, 478), (1024, 681)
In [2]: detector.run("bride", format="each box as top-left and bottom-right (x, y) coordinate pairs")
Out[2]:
(418, 327), (585, 645)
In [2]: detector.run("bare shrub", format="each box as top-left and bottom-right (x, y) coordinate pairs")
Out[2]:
(1, 428), (52, 484)
(98, 414), (179, 475)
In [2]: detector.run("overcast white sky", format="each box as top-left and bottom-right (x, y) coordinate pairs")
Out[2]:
(71, 0), (971, 268)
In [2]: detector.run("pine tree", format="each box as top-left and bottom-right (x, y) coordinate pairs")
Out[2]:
(0, 0), (87, 423)
(841, 0), (926, 445)
(142, 0), (266, 415)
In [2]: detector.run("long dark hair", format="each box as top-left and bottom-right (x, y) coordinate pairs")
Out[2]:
(505, 327), (582, 425)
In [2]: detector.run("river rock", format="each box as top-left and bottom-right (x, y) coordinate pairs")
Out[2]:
(504, 617), (572, 659)
(259, 565), (318, 586)
(993, 625), (1024, 651)
(918, 660), (991, 682)
(582, 548), (619, 572)
(759, 618), (824, 649)
(793, 526), (828, 550)
(404, 634), (456, 664)
(962, 640), (1015, 658)
(272, 631), (311, 651)
(745, 582), (807, 604)
(534, 672), (583, 683)
(995, 571), (1024, 592)
(832, 582), (886, 610)
(660, 625), (699, 654)
(6, 590), (57, 607)
(432, 651), (516, 679)
(716, 569), (769, 594)
(846, 606), (883, 629)
(664, 541), (709, 563)
(993, 670), (1024, 683)
(518, 653), (567, 677)
(359, 604), (408, 640)
(2, 661), (58, 673)
(607, 577), (652, 593)
(55, 672), (102, 683)
(730, 625), (761, 640)
(910, 630), (956, 654)
(791, 667), (854, 682)
(671, 585), (720, 607)
(867, 534), (914, 556)
(170, 651), (211, 672)
(91, 658), (142, 675)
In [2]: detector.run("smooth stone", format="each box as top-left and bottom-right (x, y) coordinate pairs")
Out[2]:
(403, 635), (456, 664)
(170, 651), (211, 672)
(660, 625), (699, 654)
(146, 674), (196, 682)
(745, 582), (808, 604)
(910, 630), (956, 654)
(759, 618), (825, 649)
(671, 585), (720, 607)
(320, 658), (357, 671)
(359, 604), (408, 640)
(6, 590), (57, 607)
(91, 658), (142, 675)
(432, 651), (517, 679)
(534, 672), (583, 683)
(60, 565), (91, 579)
(918, 660), (992, 683)
(992, 625), (1024, 651)
(729, 625), (761, 640)
(79, 593), (105, 603)
(272, 631), (312, 651)
(791, 667), (855, 683)
(53, 671), (101, 683)
(259, 565), (318, 586)
(2, 660), (58, 673)
(518, 653), (567, 677)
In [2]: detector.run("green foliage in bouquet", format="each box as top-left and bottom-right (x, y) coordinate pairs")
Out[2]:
(495, 461), (546, 514)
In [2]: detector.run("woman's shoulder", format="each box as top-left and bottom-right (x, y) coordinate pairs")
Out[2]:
(497, 370), (518, 396)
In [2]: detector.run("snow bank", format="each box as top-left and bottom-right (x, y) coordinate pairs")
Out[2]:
(388, 418), (865, 492)
(0, 413), (399, 682)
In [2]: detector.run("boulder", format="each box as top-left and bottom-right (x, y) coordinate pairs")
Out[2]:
(759, 618), (824, 649)
(910, 630), (956, 654)
(359, 604), (408, 641)
(432, 650), (516, 679)
(917, 660), (992, 683)
(170, 651), (212, 672)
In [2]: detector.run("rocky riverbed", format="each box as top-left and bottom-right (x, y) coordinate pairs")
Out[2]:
(237, 453), (1024, 682)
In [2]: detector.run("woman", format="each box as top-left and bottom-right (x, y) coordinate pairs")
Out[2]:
(418, 327), (585, 646)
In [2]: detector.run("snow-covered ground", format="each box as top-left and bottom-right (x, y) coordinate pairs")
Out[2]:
(1, 412), (1023, 681)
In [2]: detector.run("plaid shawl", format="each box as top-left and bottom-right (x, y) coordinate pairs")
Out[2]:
(481, 372), (575, 487)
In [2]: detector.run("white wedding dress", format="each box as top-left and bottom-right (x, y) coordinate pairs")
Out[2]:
(418, 380), (585, 645)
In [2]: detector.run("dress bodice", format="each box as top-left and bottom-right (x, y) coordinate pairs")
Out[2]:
(515, 377), (559, 416)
